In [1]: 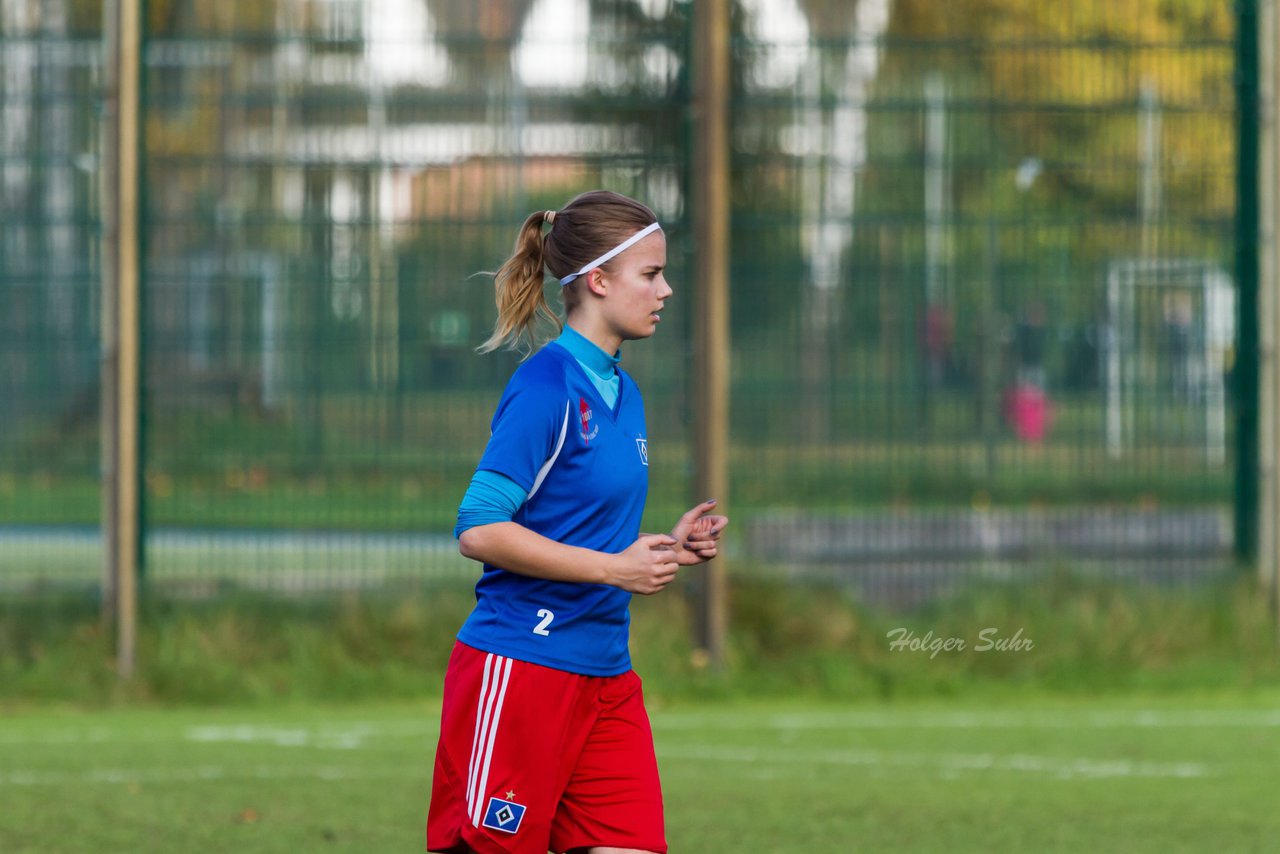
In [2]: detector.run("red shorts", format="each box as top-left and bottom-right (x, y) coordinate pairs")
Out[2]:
(426, 641), (666, 854)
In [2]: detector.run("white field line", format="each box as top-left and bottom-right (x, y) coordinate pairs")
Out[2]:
(3, 708), (1278, 748)
(185, 724), (382, 750)
(654, 709), (1280, 731)
(657, 745), (1212, 780)
(0, 715), (1229, 786)
(0, 711), (1261, 788)
(0, 720), (437, 747)
(0, 765), (417, 786)
(0, 744), (1210, 788)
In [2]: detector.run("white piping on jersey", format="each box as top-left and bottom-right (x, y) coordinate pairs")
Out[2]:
(467, 653), (513, 827)
(526, 399), (570, 501)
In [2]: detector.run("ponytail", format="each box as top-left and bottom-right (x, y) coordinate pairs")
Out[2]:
(478, 211), (562, 355)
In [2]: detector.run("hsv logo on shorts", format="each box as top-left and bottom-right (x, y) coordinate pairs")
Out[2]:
(482, 795), (526, 834)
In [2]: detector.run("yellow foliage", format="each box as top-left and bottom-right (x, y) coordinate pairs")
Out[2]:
(886, 0), (1235, 219)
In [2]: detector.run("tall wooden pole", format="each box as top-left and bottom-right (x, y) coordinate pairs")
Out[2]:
(692, 0), (731, 667)
(102, 0), (143, 679)
(1258, 0), (1280, 643)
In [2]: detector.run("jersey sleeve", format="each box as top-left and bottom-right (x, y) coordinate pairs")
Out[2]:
(475, 374), (571, 495)
(453, 469), (527, 539)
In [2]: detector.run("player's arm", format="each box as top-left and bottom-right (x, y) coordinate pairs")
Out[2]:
(456, 384), (683, 593)
(459, 522), (681, 596)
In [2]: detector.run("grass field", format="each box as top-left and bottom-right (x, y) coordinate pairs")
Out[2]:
(2, 693), (1279, 853)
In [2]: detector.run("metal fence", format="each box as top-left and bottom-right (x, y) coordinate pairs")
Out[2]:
(2, 0), (1241, 604)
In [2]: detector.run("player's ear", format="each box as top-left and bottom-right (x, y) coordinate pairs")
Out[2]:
(585, 268), (607, 297)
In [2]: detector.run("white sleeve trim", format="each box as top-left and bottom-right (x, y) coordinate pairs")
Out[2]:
(527, 400), (570, 501)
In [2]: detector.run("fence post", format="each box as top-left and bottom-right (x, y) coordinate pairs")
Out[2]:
(692, 0), (731, 668)
(1258, 0), (1280, 640)
(101, 0), (143, 679)
(1236, 0), (1260, 567)
(100, 0), (119, 621)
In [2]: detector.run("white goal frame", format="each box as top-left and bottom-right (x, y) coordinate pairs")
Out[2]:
(1104, 258), (1235, 464)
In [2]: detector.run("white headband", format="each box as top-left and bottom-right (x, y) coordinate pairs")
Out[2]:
(559, 222), (662, 286)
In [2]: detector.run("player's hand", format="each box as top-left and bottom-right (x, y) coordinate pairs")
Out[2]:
(669, 499), (729, 565)
(606, 534), (681, 595)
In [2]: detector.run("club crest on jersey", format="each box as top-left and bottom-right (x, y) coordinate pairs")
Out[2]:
(482, 795), (526, 834)
(579, 397), (598, 442)
(636, 437), (648, 466)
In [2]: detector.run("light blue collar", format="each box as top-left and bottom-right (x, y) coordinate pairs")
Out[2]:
(556, 326), (620, 379)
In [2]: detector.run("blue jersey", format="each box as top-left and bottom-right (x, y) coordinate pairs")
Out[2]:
(457, 341), (649, 676)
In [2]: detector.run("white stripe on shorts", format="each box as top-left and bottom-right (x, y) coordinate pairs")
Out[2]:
(466, 653), (514, 827)
(464, 654), (495, 815)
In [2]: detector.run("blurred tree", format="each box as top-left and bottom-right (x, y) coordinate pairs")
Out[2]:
(846, 0), (1234, 390)
(886, 0), (1233, 230)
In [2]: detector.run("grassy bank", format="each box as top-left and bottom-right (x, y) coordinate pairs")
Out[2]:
(1, 572), (1276, 709)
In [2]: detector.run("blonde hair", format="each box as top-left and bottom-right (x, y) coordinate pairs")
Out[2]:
(479, 190), (658, 355)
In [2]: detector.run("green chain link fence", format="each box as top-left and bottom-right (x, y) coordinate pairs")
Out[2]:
(1, 0), (1241, 605)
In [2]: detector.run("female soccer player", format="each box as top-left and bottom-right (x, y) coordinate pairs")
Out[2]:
(426, 190), (727, 854)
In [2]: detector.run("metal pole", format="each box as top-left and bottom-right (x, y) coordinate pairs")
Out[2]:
(1138, 80), (1162, 261)
(692, 0), (731, 667)
(100, 0), (120, 621)
(111, 0), (143, 679)
(924, 73), (946, 306)
(1236, 0), (1261, 566)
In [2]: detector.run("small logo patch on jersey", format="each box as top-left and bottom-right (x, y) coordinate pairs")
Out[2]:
(579, 397), (598, 442)
(482, 796), (526, 834)
(636, 437), (649, 466)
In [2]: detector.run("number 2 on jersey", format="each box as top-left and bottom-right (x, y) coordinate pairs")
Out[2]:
(533, 608), (555, 636)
